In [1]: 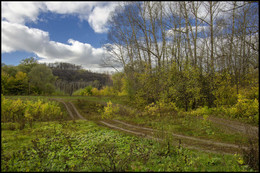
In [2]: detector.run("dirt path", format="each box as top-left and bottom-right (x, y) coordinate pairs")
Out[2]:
(50, 98), (75, 119)
(52, 98), (255, 155)
(206, 116), (258, 137)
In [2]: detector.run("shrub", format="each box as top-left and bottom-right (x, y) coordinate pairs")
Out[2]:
(91, 87), (100, 96)
(101, 101), (120, 119)
(99, 86), (116, 96)
(235, 94), (258, 118)
(211, 94), (259, 125)
(1, 97), (63, 128)
(189, 106), (212, 117)
(144, 100), (177, 116)
(81, 86), (93, 96)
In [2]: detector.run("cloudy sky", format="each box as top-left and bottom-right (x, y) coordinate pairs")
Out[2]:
(1, 1), (119, 73)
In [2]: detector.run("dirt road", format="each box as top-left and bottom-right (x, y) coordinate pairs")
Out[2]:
(52, 98), (258, 155)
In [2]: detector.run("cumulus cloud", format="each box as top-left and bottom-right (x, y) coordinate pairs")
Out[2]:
(88, 3), (118, 33)
(2, 21), (106, 68)
(1, 1), (45, 24)
(1, 1), (121, 72)
(1, 1), (119, 33)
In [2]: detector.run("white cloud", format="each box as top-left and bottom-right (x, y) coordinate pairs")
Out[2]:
(44, 1), (95, 14)
(88, 3), (118, 33)
(1, 1), (122, 73)
(2, 21), (49, 52)
(1, 1), (119, 33)
(2, 21), (107, 68)
(1, 1), (45, 24)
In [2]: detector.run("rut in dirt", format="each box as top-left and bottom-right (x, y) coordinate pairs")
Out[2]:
(53, 98), (251, 155)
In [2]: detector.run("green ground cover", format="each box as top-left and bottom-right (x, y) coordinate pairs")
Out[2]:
(1, 120), (253, 172)
(1, 96), (257, 171)
(72, 97), (249, 145)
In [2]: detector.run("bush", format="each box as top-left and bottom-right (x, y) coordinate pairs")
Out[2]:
(99, 86), (116, 96)
(144, 100), (177, 116)
(91, 87), (100, 96)
(101, 101), (120, 119)
(1, 96), (63, 128)
(235, 94), (258, 119)
(208, 94), (259, 125)
(81, 86), (93, 96)
(189, 106), (212, 117)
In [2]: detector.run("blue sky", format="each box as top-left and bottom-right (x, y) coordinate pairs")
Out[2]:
(1, 1), (118, 73)
(3, 2), (255, 73)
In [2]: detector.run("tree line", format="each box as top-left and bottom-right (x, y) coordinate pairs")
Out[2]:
(104, 1), (258, 110)
(1, 58), (112, 96)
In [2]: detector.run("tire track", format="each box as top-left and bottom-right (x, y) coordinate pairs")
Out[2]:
(68, 102), (87, 120)
(50, 98), (75, 119)
(206, 116), (258, 137)
(112, 119), (247, 149)
(53, 98), (249, 154)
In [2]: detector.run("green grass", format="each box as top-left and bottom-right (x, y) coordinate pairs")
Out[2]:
(2, 95), (250, 145)
(118, 113), (248, 145)
(1, 95), (257, 171)
(1, 120), (253, 172)
(71, 98), (248, 145)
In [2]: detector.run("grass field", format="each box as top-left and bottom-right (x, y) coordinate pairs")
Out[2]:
(1, 95), (257, 172)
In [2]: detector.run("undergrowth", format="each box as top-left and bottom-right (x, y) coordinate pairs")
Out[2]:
(1, 120), (253, 172)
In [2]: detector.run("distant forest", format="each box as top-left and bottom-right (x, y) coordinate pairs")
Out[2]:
(1, 59), (112, 96)
(46, 62), (112, 95)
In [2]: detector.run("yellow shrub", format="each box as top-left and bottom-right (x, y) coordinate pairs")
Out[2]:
(101, 101), (120, 119)
(144, 100), (177, 116)
(99, 86), (113, 96)
(91, 87), (100, 96)
(189, 106), (212, 117)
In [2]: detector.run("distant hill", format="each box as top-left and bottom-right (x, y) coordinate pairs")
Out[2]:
(46, 62), (112, 95)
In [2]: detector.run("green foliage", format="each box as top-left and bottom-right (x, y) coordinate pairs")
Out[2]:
(51, 89), (67, 96)
(118, 77), (129, 96)
(189, 106), (213, 117)
(2, 71), (29, 95)
(1, 65), (18, 77)
(1, 70), (9, 94)
(18, 57), (38, 74)
(91, 87), (100, 96)
(79, 86), (93, 96)
(194, 94), (259, 125)
(213, 72), (238, 107)
(28, 64), (56, 95)
(111, 72), (124, 94)
(229, 94), (259, 123)
(72, 88), (85, 96)
(1, 120), (252, 172)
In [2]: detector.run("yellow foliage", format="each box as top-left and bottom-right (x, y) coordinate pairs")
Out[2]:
(144, 100), (177, 116)
(1, 98), (63, 124)
(15, 71), (28, 81)
(101, 100), (120, 119)
(99, 86), (116, 96)
(190, 106), (212, 117)
(91, 87), (100, 96)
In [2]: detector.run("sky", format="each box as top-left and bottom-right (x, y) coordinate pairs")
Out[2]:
(2, 1), (257, 73)
(1, 1), (120, 73)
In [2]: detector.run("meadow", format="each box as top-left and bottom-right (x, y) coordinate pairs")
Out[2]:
(1, 95), (258, 172)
